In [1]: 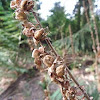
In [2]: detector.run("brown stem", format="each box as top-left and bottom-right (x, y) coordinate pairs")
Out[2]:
(82, 0), (96, 54)
(45, 38), (58, 56)
(32, 11), (90, 100)
(69, 24), (75, 58)
(88, 0), (100, 48)
(32, 11), (42, 28)
(65, 66), (90, 100)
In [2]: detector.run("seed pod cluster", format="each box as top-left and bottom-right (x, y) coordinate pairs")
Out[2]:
(10, 1), (89, 100)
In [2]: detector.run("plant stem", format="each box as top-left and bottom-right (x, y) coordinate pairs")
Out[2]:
(65, 66), (90, 100)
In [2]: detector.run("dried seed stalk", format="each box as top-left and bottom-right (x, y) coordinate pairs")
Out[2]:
(10, 0), (91, 99)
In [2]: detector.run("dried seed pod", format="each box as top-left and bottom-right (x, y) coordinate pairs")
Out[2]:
(39, 46), (45, 53)
(10, 0), (16, 9)
(23, 20), (36, 29)
(34, 28), (44, 40)
(32, 49), (40, 58)
(56, 65), (64, 77)
(15, 9), (27, 21)
(43, 55), (54, 67)
(34, 58), (41, 66)
(20, 0), (34, 11)
(22, 27), (34, 37)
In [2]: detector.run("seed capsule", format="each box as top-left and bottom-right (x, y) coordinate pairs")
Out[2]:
(39, 46), (45, 54)
(34, 28), (44, 40)
(22, 27), (34, 37)
(43, 55), (54, 67)
(20, 0), (34, 11)
(15, 9), (27, 21)
(23, 20), (36, 29)
(32, 49), (40, 58)
(56, 65), (64, 77)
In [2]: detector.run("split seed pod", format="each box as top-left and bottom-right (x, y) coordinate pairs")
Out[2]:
(56, 65), (64, 77)
(34, 28), (44, 40)
(39, 46), (45, 54)
(22, 27), (34, 37)
(32, 49), (40, 58)
(23, 20), (36, 29)
(20, 0), (34, 11)
(43, 55), (54, 67)
(15, 9), (27, 21)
